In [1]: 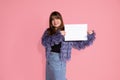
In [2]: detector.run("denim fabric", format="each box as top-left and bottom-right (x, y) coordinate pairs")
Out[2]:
(46, 52), (66, 80)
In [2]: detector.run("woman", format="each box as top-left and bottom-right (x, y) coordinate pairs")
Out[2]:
(41, 11), (96, 80)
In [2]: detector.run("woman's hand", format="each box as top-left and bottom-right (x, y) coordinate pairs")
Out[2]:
(60, 30), (66, 36)
(88, 30), (94, 34)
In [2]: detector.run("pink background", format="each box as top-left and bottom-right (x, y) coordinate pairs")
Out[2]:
(0, 0), (120, 80)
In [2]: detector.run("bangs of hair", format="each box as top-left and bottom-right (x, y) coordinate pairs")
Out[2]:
(51, 15), (61, 20)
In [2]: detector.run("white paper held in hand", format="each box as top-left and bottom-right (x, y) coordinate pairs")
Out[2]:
(64, 24), (88, 41)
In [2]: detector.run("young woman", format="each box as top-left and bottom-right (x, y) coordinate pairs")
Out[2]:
(41, 11), (96, 80)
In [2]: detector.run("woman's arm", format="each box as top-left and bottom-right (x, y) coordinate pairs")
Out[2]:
(71, 30), (96, 50)
(41, 30), (51, 47)
(41, 30), (64, 47)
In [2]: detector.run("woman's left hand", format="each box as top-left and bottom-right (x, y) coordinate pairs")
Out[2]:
(87, 30), (93, 34)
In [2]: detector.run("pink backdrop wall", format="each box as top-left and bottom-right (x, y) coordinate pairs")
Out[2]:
(0, 0), (120, 80)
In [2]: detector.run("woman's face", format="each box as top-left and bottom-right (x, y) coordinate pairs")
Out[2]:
(52, 18), (61, 28)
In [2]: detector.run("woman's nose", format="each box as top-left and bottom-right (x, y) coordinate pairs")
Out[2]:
(54, 20), (57, 24)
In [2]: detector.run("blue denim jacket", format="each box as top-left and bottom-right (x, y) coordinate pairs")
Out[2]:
(41, 29), (96, 61)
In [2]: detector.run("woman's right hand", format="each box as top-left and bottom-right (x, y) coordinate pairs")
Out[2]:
(60, 31), (66, 36)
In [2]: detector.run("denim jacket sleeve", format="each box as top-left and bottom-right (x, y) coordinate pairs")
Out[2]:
(41, 30), (64, 47)
(71, 31), (96, 50)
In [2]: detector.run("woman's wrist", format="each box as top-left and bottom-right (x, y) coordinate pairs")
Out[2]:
(87, 30), (94, 34)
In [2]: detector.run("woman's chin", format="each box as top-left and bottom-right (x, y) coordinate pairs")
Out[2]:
(54, 25), (60, 28)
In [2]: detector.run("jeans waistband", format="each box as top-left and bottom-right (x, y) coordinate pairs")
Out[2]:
(50, 52), (60, 54)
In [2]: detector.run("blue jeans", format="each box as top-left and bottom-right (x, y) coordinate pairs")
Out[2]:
(46, 52), (66, 80)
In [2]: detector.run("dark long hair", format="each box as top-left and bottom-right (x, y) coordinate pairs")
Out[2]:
(47, 11), (64, 35)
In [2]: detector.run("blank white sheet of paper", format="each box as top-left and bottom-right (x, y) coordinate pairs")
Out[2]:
(65, 24), (88, 41)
